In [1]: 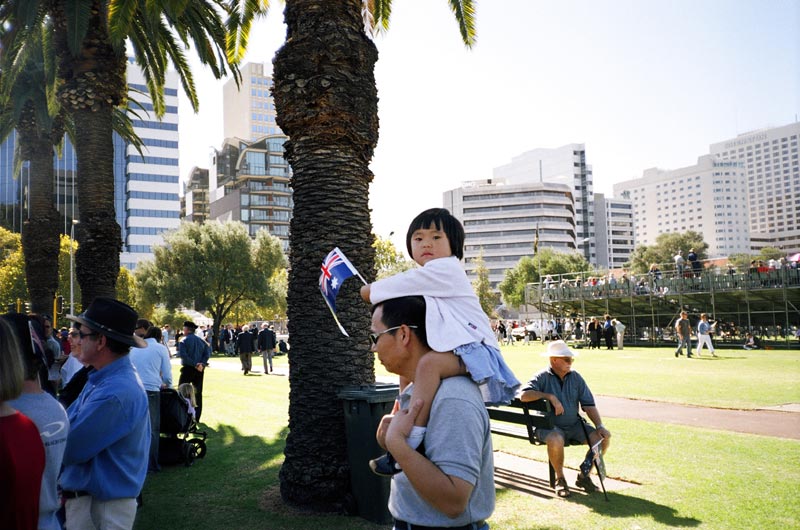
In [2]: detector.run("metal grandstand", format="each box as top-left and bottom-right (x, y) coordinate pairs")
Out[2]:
(524, 267), (800, 348)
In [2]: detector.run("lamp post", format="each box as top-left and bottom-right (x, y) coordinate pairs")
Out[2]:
(69, 220), (79, 315)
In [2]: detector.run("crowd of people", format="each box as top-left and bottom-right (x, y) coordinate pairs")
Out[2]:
(0, 298), (212, 530)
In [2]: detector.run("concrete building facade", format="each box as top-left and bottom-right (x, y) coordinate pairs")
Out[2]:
(209, 135), (292, 251)
(222, 62), (282, 141)
(492, 143), (596, 264)
(613, 155), (750, 258)
(593, 193), (635, 270)
(444, 179), (576, 287)
(709, 122), (800, 253)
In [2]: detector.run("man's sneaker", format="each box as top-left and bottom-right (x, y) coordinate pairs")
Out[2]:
(575, 473), (597, 493)
(369, 453), (400, 477)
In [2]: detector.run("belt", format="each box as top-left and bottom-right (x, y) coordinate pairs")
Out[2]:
(394, 519), (486, 530)
(62, 490), (90, 499)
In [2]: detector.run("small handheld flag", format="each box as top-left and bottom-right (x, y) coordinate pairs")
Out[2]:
(319, 247), (366, 336)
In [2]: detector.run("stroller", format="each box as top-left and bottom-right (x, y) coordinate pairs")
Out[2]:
(159, 387), (208, 466)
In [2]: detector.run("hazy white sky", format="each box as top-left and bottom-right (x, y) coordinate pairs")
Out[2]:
(179, 0), (799, 249)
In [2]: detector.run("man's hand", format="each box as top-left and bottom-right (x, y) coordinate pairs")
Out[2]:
(375, 414), (393, 450)
(385, 399), (423, 454)
(195, 363), (204, 372)
(596, 426), (611, 439)
(550, 395), (565, 416)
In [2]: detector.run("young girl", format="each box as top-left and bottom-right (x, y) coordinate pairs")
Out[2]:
(361, 208), (520, 475)
(178, 383), (198, 420)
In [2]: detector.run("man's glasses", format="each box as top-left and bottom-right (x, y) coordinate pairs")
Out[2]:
(78, 330), (98, 339)
(369, 325), (418, 345)
(558, 357), (574, 363)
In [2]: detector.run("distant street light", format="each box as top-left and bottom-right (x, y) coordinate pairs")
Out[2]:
(70, 220), (79, 315)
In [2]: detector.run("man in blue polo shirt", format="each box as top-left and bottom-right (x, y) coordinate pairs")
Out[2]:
(519, 340), (611, 498)
(178, 321), (211, 421)
(61, 297), (149, 529)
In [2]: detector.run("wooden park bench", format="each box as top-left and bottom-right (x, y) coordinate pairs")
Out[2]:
(487, 398), (608, 499)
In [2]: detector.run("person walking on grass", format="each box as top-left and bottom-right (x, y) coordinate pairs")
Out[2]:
(695, 313), (717, 357)
(675, 311), (693, 358)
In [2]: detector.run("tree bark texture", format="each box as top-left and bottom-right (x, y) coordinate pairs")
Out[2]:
(274, 0), (380, 512)
(17, 104), (61, 314)
(53, 0), (126, 306)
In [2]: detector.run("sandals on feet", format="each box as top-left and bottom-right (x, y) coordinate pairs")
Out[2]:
(555, 477), (571, 498)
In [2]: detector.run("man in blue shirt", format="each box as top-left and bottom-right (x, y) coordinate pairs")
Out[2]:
(61, 297), (149, 529)
(520, 340), (611, 498)
(178, 321), (211, 421)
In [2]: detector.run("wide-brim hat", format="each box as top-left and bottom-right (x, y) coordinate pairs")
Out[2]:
(541, 340), (578, 358)
(67, 297), (146, 348)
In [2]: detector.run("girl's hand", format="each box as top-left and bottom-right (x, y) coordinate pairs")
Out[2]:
(360, 284), (371, 302)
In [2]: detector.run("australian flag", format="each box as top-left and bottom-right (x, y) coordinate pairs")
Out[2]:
(319, 247), (364, 336)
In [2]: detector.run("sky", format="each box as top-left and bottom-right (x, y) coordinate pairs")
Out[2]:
(179, 0), (800, 250)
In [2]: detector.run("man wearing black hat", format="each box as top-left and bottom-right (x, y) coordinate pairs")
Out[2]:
(60, 297), (149, 530)
(178, 321), (211, 421)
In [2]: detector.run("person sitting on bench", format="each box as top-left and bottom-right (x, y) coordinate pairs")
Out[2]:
(519, 340), (611, 498)
(743, 332), (761, 350)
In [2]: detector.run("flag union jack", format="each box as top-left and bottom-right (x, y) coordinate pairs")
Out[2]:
(319, 248), (357, 313)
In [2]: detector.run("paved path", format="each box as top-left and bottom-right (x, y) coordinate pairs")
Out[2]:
(596, 395), (800, 440)
(198, 361), (799, 440)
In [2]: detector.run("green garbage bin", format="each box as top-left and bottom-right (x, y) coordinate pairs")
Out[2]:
(338, 383), (399, 525)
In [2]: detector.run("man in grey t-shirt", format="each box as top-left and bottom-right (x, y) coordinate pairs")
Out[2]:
(370, 296), (494, 530)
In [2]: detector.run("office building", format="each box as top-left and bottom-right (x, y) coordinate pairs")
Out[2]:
(709, 122), (800, 253)
(593, 193), (635, 270)
(493, 143), (596, 264)
(222, 62), (282, 141)
(613, 155), (750, 257)
(209, 135), (292, 251)
(0, 62), (181, 269)
(444, 179), (576, 287)
(182, 167), (210, 223)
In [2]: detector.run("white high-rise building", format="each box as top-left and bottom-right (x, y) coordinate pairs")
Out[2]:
(493, 144), (596, 264)
(593, 193), (635, 270)
(444, 179), (576, 287)
(709, 122), (800, 253)
(120, 62), (182, 269)
(223, 62), (282, 141)
(613, 155), (750, 258)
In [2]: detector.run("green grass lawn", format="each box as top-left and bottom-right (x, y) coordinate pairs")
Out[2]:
(134, 346), (800, 529)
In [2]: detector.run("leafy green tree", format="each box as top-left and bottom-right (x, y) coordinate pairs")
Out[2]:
(136, 221), (286, 352)
(498, 248), (593, 308)
(471, 250), (498, 317)
(227, 1), (477, 508)
(757, 247), (784, 261)
(0, 228), (27, 309)
(374, 235), (414, 280)
(151, 306), (192, 333)
(626, 231), (708, 274)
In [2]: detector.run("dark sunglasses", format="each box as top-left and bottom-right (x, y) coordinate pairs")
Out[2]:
(369, 325), (418, 345)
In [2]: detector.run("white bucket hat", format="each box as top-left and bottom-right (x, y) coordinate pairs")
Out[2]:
(541, 340), (578, 358)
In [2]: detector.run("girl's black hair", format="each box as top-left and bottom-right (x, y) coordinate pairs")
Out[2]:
(406, 208), (465, 260)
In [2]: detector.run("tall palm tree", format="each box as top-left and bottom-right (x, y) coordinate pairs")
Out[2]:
(229, 0), (476, 511)
(6, 0), (239, 306)
(0, 21), (65, 313)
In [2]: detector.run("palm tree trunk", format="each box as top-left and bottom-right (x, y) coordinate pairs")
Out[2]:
(17, 119), (61, 314)
(73, 106), (122, 306)
(274, 0), (379, 511)
(52, 0), (126, 306)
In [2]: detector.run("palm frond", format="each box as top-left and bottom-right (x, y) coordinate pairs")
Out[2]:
(108, 0), (139, 45)
(63, 0), (93, 57)
(448, 0), (477, 48)
(113, 104), (144, 157)
(225, 0), (271, 64)
(365, 0), (391, 34)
